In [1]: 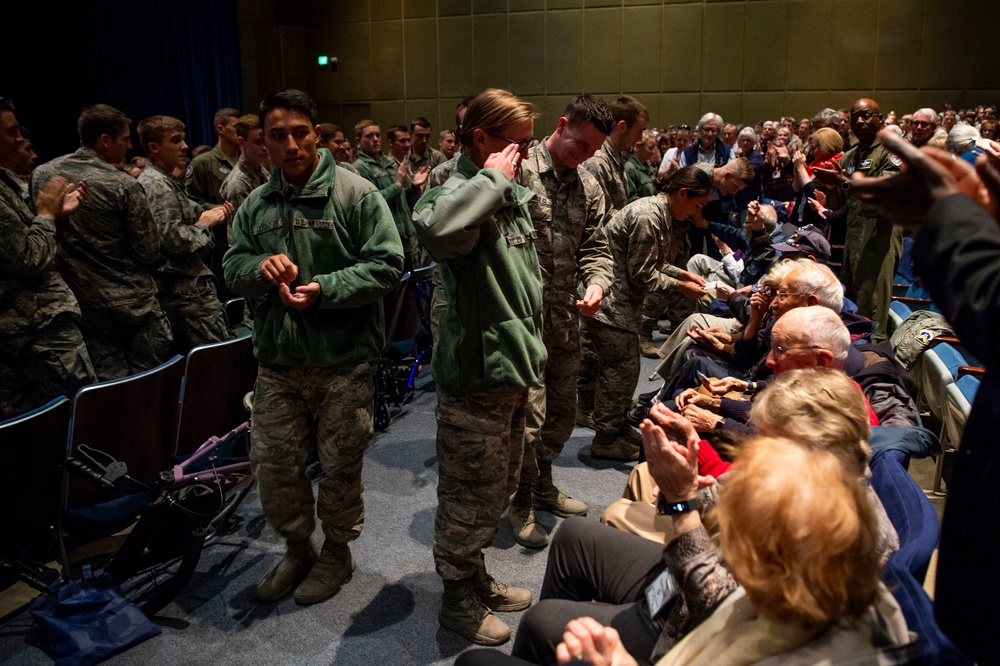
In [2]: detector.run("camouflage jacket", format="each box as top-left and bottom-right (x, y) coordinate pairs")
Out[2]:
(593, 194), (688, 333)
(32, 147), (162, 311)
(409, 146), (447, 173)
(353, 151), (414, 238)
(220, 154), (270, 244)
(428, 154), (460, 189)
(138, 163), (213, 279)
(186, 145), (237, 209)
(219, 154), (269, 210)
(517, 140), (613, 328)
(0, 167), (81, 336)
(581, 137), (629, 212)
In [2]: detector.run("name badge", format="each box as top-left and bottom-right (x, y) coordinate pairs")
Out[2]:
(644, 568), (680, 620)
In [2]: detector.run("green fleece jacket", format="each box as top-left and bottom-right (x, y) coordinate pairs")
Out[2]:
(412, 155), (546, 394)
(223, 150), (404, 367)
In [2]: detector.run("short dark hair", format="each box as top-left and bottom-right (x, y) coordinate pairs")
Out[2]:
(259, 89), (318, 130)
(409, 116), (432, 133)
(658, 164), (714, 196)
(609, 95), (649, 128)
(318, 123), (344, 141)
(562, 95), (614, 135)
(456, 96), (474, 130)
(234, 113), (261, 140)
(0, 97), (14, 115)
(213, 107), (242, 128)
(78, 104), (131, 147)
(136, 115), (185, 154)
(387, 124), (409, 143)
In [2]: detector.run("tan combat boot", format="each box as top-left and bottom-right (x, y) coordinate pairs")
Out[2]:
(255, 539), (318, 603)
(591, 431), (640, 461)
(640, 334), (660, 359)
(293, 541), (355, 605)
(472, 562), (532, 612)
(440, 580), (511, 645)
(533, 462), (588, 517)
(509, 483), (548, 548)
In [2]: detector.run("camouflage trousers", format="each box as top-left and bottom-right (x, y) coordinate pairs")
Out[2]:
(251, 361), (375, 546)
(641, 290), (696, 335)
(156, 274), (229, 354)
(81, 304), (173, 381)
(0, 312), (96, 419)
(434, 388), (528, 581)
(579, 318), (639, 436)
(522, 313), (581, 485)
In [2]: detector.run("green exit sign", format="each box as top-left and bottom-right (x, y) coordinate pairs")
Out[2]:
(317, 55), (329, 66)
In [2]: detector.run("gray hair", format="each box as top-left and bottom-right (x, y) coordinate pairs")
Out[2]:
(758, 203), (778, 231)
(738, 127), (757, 143)
(785, 259), (844, 313)
(947, 123), (980, 155)
(779, 306), (851, 360)
(914, 107), (939, 124)
(697, 112), (724, 132)
(762, 120), (777, 130)
(812, 108), (840, 128)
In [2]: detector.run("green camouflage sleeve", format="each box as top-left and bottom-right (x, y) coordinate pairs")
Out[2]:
(312, 190), (404, 309)
(626, 213), (680, 294)
(0, 192), (57, 279)
(145, 177), (212, 259)
(412, 169), (511, 261)
(123, 181), (163, 268)
(577, 178), (614, 293)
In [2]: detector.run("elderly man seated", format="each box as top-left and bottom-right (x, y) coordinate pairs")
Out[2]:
(455, 380), (914, 666)
(654, 259), (871, 411)
(672, 305), (870, 437)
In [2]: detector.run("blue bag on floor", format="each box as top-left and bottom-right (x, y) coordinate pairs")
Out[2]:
(29, 565), (161, 666)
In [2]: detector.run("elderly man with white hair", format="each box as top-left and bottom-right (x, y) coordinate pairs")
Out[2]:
(678, 112), (735, 169)
(910, 107), (946, 148)
(674, 305), (861, 436)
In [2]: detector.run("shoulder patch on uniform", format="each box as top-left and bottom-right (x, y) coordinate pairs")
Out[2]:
(186, 164), (194, 180)
(889, 154), (903, 167)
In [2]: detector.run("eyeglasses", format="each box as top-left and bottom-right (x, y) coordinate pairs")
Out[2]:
(488, 132), (533, 151)
(771, 343), (820, 358)
(678, 124), (691, 131)
(773, 290), (805, 301)
(912, 120), (932, 128)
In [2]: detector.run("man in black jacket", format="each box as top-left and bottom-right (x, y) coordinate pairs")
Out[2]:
(852, 130), (1000, 665)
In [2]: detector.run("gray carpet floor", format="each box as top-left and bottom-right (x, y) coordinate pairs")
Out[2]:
(0, 355), (666, 666)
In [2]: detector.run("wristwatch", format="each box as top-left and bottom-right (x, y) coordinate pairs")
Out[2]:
(839, 179), (851, 193)
(657, 495), (702, 516)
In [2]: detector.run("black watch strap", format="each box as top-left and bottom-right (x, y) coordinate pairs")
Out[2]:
(657, 495), (702, 516)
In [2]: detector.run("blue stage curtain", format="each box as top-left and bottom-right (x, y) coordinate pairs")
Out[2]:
(73, 0), (243, 148)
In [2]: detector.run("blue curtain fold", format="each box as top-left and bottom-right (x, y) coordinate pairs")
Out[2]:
(73, 0), (243, 148)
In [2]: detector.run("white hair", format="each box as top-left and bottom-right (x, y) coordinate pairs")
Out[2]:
(738, 127), (757, 143)
(785, 259), (844, 313)
(778, 306), (851, 361)
(812, 108), (840, 128)
(758, 203), (778, 230)
(914, 107), (939, 124)
(947, 124), (980, 154)
(697, 112), (724, 132)
(762, 120), (777, 130)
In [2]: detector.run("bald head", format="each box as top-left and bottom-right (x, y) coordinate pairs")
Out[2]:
(767, 306), (851, 374)
(850, 98), (882, 146)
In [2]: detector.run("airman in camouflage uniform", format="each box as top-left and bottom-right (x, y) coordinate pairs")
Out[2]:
(511, 95), (615, 549)
(138, 115), (229, 352)
(224, 90), (403, 606)
(0, 98), (95, 417)
(412, 89), (544, 644)
(32, 105), (170, 380)
(185, 108), (241, 210)
(408, 117), (448, 173)
(580, 96), (649, 214)
(219, 114), (270, 213)
(578, 166), (713, 460)
(353, 120), (422, 269)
